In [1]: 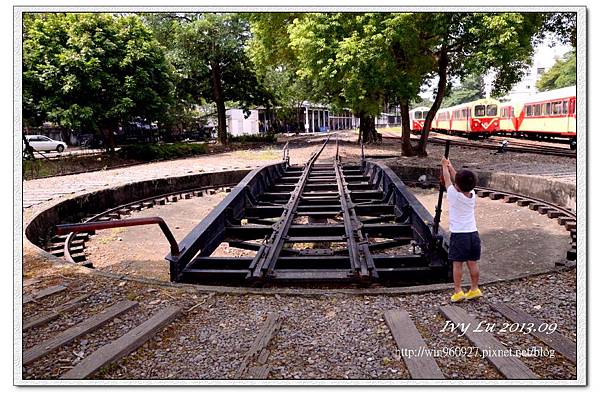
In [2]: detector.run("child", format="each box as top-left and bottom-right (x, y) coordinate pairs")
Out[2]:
(441, 157), (482, 302)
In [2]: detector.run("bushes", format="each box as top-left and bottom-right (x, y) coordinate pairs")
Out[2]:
(228, 133), (277, 144)
(119, 143), (208, 161)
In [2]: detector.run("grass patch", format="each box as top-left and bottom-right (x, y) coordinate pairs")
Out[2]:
(119, 143), (208, 161)
(235, 147), (281, 161)
(228, 133), (277, 144)
(23, 154), (134, 180)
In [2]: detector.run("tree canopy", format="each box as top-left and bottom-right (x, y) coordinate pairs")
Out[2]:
(23, 11), (574, 155)
(441, 74), (486, 107)
(536, 51), (576, 92)
(144, 13), (272, 144)
(23, 13), (174, 148)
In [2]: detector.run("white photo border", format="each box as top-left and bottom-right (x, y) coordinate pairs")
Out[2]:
(13, 4), (587, 386)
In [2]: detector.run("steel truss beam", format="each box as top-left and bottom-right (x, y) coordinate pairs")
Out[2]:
(167, 139), (450, 285)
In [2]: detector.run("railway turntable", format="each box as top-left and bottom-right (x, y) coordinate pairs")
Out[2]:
(165, 138), (451, 285)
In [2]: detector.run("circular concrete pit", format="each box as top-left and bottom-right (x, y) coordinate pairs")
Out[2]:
(24, 164), (575, 294)
(80, 185), (572, 287)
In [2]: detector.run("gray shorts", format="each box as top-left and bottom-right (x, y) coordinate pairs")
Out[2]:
(449, 231), (481, 262)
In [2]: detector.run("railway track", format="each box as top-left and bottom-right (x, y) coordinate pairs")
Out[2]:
(44, 138), (576, 279)
(21, 277), (576, 380)
(25, 137), (577, 380)
(52, 135), (452, 286)
(393, 132), (577, 158)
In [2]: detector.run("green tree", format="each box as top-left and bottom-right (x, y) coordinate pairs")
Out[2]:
(413, 13), (545, 155)
(441, 74), (485, 107)
(536, 51), (576, 91)
(23, 13), (174, 150)
(248, 13), (316, 133)
(145, 13), (271, 144)
(284, 13), (433, 148)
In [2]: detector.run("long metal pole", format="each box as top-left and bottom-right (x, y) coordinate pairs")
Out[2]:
(432, 140), (451, 235)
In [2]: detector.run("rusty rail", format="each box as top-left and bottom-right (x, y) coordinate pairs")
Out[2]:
(55, 217), (181, 256)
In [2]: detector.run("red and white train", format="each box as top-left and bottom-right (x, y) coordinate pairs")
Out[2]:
(409, 86), (576, 147)
(409, 107), (430, 131)
(498, 86), (576, 146)
(410, 98), (501, 137)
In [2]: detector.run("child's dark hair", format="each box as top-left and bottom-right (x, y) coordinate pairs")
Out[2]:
(455, 170), (477, 192)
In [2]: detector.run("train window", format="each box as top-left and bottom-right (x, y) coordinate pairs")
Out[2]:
(534, 104), (541, 116)
(422, 111), (428, 119)
(562, 101), (568, 115)
(474, 105), (485, 117)
(487, 105), (497, 116)
(552, 102), (561, 115)
(415, 111), (422, 119)
(544, 103), (551, 116)
(461, 109), (467, 119)
(525, 106), (532, 116)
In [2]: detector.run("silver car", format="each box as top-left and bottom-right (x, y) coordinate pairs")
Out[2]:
(25, 135), (68, 153)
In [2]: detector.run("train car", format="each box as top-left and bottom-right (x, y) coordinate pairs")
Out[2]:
(434, 98), (501, 137)
(409, 107), (430, 132)
(501, 86), (576, 147)
(499, 102), (518, 133)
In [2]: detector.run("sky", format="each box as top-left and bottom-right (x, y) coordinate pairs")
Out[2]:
(420, 36), (573, 101)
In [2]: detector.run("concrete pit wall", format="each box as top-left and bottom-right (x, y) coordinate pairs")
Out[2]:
(386, 164), (576, 210)
(25, 169), (251, 248)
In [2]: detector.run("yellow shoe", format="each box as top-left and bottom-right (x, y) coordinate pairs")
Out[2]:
(450, 291), (466, 302)
(465, 288), (482, 300)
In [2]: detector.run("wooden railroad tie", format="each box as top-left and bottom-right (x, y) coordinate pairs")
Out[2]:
(61, 306), (182, 380)
(488, 192), (505, 200)
(439, 305), (538, 380)
(384, 309), (444, 379)
(565, 222), (576, 232)
(547, 210), (562, 219)
(23, 285), (67, 305)
(491, 302), (576, 363)
(516, 199), (533, 207)
(23, 300), (139, 366)
(236, 313), (284, 379)
(23, 293), (91, 331)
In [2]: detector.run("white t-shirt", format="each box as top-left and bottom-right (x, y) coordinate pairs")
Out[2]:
(447, 185), (477, 233)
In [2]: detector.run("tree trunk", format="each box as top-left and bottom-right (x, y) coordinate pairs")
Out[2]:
(22, 132), (35, 160)
(417, 47), (449, 157)
(101, 126), (116, 153)
(399, 99), (415, 157)
(211, 61), (228, 145)
(358, 112), (379, 144)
